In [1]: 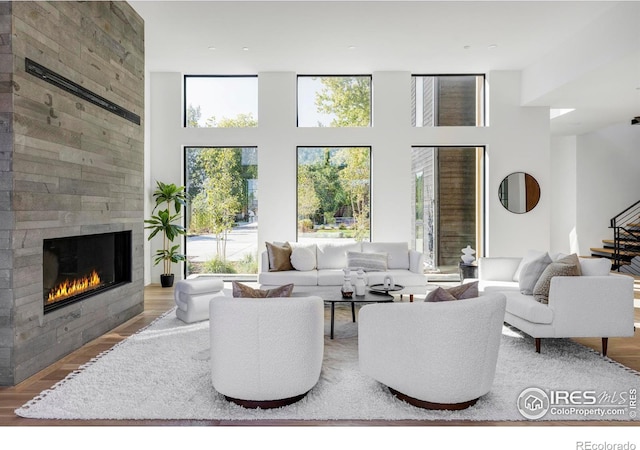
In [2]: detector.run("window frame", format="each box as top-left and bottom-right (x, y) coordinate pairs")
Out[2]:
(183, 145), (259, 279)
(410, 145), (486, 269)
(411, 74), (486, 127)
(296, 145), (372, 242)
(296, 74), (373, 128)
(183, 74), (259, 128)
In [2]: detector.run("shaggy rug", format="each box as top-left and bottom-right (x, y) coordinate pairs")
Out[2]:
(15, 307), (640, 422)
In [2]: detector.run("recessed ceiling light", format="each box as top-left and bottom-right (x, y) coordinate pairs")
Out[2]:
(348, 45), (356, 50)
(488, 44), (498, 50)
(242, 47), (249, 51)
(207, 46), (216, 51)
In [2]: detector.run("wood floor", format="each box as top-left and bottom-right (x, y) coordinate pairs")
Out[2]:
(1, 280), (639, 428)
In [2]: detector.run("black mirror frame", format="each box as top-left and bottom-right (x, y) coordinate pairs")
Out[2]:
(498, 172), (541, 214)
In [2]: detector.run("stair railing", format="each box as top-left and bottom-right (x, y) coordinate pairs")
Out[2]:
(610, 200), (640, 273)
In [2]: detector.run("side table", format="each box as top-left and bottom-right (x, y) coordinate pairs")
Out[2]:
(459, 262), (478, 280)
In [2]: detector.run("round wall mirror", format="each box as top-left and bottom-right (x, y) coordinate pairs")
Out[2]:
(498, 172), (541, 214)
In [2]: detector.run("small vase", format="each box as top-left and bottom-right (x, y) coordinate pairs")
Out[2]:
(355, 268), (366, 296)
(461, 245), (476, 265)
(160, 274), (174, 288)
(342, 267), (353, 298)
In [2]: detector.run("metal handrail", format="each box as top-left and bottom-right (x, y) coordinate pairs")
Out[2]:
(610, 200), (640, 273)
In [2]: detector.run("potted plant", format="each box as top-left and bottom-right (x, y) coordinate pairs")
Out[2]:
(145, 181), (188, 287)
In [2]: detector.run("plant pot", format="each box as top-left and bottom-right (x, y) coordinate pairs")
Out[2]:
(160, 274), (175, 288)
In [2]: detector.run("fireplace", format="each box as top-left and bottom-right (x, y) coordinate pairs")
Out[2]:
(43, 231), (132, 313)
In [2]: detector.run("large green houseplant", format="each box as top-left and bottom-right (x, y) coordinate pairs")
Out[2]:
(145, 181), (188, 287)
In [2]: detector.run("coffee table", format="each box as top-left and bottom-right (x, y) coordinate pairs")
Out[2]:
(324, 290), (394, 339)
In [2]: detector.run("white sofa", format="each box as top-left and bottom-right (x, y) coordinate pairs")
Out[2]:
(476, 254), (635, 355)
(359, 293), (507, 409)
(258, 241), (427, 298)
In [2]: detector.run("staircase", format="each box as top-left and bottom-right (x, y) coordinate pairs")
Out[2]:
(590, 200), (640, 276)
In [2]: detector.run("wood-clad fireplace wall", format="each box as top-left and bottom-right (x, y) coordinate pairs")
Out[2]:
(0, 1), (144, 386)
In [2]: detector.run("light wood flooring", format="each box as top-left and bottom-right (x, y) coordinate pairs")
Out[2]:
(1, 279), (639, 428)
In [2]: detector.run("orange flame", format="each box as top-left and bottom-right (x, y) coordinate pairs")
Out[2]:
(46, 270), (102, 304)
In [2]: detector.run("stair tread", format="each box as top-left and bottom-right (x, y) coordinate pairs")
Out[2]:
(590, 247), (640, 257)
(602, 239), (640, 245)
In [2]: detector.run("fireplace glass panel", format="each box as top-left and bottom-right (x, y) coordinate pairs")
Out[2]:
(43, 231), (131, 313)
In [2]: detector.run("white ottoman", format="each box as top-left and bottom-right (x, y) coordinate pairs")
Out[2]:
(174, 277), (224, 323)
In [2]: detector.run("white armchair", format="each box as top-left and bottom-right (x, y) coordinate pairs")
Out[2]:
(209, 295), (324, 408)
(358, 293), (507, 410)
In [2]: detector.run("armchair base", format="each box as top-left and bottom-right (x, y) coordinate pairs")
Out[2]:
(389, 387), (479, 410)
(224, 391), (309, 409)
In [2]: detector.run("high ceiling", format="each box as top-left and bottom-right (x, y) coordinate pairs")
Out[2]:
(130, 0), (640, 135)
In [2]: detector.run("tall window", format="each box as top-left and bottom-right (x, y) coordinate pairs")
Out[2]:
(297, 75), (371, 127)
(184, 76), (258, 127)
(412, 146), (484, 271)
(297, 147), (371, 243)
(185, 147), (258, 277)
(412, 75), (485, 127)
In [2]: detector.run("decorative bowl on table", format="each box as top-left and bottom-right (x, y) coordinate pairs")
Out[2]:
(368, 283), (405, 295)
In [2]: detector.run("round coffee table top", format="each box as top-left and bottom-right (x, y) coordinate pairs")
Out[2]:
(325, 289), (393, 303)
(368, 283), (405, 295)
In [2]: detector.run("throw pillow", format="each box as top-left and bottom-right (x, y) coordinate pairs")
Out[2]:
(578, 257), (612, 276)
(265, 241), (294, 272)
(424, 287), (457, 302)
(290, 246), (316, 271)
(347, 251), (388, 272)
(533, 262), (580, 304)
(513, 249), (545, 282)
(232, 281), (294, 298)
(518, 252), (552, 295)
(425, 281), (479, 302)
(555, 253), (582, 276)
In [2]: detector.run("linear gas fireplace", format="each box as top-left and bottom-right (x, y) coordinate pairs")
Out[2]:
(43, 231), (132, 314)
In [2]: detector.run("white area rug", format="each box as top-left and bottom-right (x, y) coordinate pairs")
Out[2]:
(15, 307), (640, 422)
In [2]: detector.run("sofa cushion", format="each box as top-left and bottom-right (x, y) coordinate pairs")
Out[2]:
(259, 270), (318, 286)
(579, 257), (612, 276)
(290, 246), (316, 271)
(479, 281), (520, 292)
(363, 269), (427, 288)
(503, 291), (554, 324)
(362, 242), (409, 269)
(316, 242), (361, 270)
(347, 251), (387, 271)
(533, 262), (580, 304)
(265, 241), (294, 271)
(317, 269), (346, 286)
(518, 253), (552, 295)
(513, 249), (546, 282)
(232, 281), (294, 298)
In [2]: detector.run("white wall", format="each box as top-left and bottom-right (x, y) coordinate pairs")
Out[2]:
(484, 71), (551, 256)
(145, 70), (552, 284)
(575, 123), (640, 256)
(550, 136), (577, 254)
